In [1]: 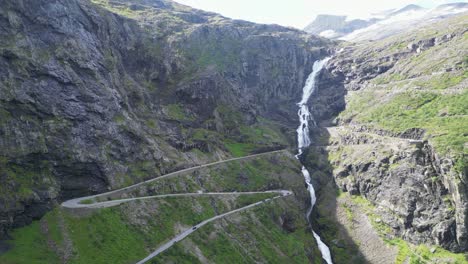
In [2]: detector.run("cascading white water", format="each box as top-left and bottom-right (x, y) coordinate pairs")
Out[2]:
(296, 58), (333, 264)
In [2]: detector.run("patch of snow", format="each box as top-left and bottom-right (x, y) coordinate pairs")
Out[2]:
(340, 5), (468, 41)
(319, 29), (340, 38)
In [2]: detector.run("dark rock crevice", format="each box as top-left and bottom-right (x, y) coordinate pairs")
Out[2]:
(0, 0), (335, 238)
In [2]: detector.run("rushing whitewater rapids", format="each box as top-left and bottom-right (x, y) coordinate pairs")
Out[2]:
(296, 58), (333, 264)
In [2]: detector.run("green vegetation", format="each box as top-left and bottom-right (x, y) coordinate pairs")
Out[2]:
(455, 155), (468, 175)
(0, 108), (12, 124)
(341, 204), (354, 222)
(341, 88), (468, 170)
(190, 128), (218, 141)
(0, 192), (283, 264)
(64, 208), (147, 264)
(413, 72), (468, 90)
(205, 157), (296, 192)
(224, 140), (256, 157)
(127, 160), (159, 183)
(165, 104), (195, 121)
(314, 201), (365, 263)
(339, 15), (467, 178)
(115, 153), (301, 201)
(388, 239), (468, 264)
(236, 193), (276, 206)
(239, 119), (288, 145)
(112, 114), (125, 124)
(158, 224), (252, 263)
(145, 119), (158, 129)
(155, 199), (321, 263)
(348, 194), (392, 234)
(0, 158), (56, 201)
(184, 34), (243, 72)
(343, 192), (468, 263)
(165, 104), (289, 157)
(0, 222), (59, 264)
(215, 104), (244, 131)
(149, 243), (202, 264)
(0, 152), (300, 264)
(373, 73), (406, 84)
(90, 0), (140, 18)
(214, 105), (288, 156)
(43, 210), (65, 248)
(79, 199), (94, 205)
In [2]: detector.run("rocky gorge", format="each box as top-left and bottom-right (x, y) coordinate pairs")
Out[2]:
(304, 13), (467, 261)
(0, 0), (330, 238)
(0, 0), (467, 263)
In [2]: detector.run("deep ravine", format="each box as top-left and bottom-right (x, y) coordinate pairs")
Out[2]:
(295, 58), (333, 264)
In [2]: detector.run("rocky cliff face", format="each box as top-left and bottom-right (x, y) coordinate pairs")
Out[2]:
(327, 127), (463, 251)
(308, 13), (467, 253)
(304, 14), (375, 39)
(1, 0), (466, 261)
(0, 0), (333, 238)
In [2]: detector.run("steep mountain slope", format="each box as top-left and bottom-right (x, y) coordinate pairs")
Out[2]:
(304, 3), (468, 41)
(1, 0), (467, 263)
(304, 12), (467, 262)
(1, 152), (332, 264)
(342, 3), (468, 41)
(0, 0), (333, 238)
(304, 15), (376, 39)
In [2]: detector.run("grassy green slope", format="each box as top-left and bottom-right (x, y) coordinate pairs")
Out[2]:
(1, 194), (277, 264)
(316, 13), (468, 263)
(0, 153), (325, 264)
(154, 199), (322, 264)
(338, 14), (467, 167)
(119, 152), (305, 198)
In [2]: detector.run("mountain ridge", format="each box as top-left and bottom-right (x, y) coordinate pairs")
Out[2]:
(0, 0), (467, 263)
(304, 2), (468, 41)
(0, 0), (332, 239)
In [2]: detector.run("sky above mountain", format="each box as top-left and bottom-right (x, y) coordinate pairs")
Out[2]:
(173, 0), (467, 28)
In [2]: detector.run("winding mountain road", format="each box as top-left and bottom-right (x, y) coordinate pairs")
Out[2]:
(136, 190), (292, 264)
(62, 190), (291, 209)
(61, 149), (287, 209)
(60, 149), (294, 263)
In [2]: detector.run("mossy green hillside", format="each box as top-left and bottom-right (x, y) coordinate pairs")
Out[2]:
(215, 105), (289, 156)
(0, 221), (60, 264)
(165, 104), (195, 121)
(184, 31), (243, 72)
(89, 0), (141, 18)
(0, 157), (58, 201)
(340, 89), (467, 161)
(153, 197), (322, 264)
(1, 153), (309, 264)
(0, 193), (278, 264)
(338, 14), (467, 166)
(337, 21), (467, 176)
(347, 193), (468, 264)
(161, 104), (289, 158)
(108, 152), (304, 202)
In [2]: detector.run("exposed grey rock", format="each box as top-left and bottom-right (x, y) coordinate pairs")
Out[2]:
(304, 15), (375, 39)
(305, 15), (468, 253)
(0, 0), (334, 237)
(330, 136), (462, 251)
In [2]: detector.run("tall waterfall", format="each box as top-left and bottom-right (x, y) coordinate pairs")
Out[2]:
(296, 58), (333, 264)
